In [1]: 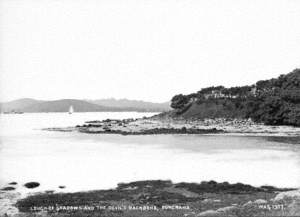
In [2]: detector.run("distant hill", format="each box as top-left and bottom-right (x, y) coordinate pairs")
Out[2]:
(89, 98), (170, 112)
(22, 99), (119, 113)
(0, 98), (170, 113)
(0, 98), (44, 112)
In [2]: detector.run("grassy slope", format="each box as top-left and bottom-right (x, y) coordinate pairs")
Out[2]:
(167, 99), (247, 120)
(181, 100), (245, 119)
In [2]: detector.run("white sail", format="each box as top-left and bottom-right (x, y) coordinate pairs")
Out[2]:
(68, 105), (74, 114)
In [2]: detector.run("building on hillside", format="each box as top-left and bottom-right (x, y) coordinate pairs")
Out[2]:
(189, 97), (198, 103)
(204, 90), (225, 99)
(250, 86), (257, 96)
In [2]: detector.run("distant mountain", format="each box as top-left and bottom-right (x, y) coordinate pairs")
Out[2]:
(0, 98), (44, 112)
(0, 98), (170, 113)
(89, 98), (170, 112)
(21, 99), (120, 113)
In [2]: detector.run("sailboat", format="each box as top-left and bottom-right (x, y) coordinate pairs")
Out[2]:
(68, 105), (74, 114)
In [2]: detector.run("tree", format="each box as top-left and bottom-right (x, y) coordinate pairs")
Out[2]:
(170, 94), (190, 109)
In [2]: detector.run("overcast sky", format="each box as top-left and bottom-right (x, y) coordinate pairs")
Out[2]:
(1, 0), (300, 102)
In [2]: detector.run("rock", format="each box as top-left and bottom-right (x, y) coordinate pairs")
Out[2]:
(1, 187), (15, 191)
(184, 212), (196, 216)
(8, 182), (17, 185)
(274, 189), (300, 201)
(196, 206), (237, 216)
(243, 201), (253, 206)
(273, 190), (300, 215)
(0, 192), (22, 216)
(254, 199), (267, 204)
(286, 199), (300, 215)
(197, 210), (220, 216)
(216, 205), (237, 213)
(24, 182), (40, 189)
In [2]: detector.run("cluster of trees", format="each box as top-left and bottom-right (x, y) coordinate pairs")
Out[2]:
(246, 69), (300, 126)
(171, 86), (253, 110)
(197, 85), (253, 96)
(170, 69), (300, 126)
(170, 94), (191, 110)
(171, 85), (255, 110)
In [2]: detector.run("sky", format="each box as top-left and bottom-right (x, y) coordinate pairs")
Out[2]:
(1, 0), (300, 103)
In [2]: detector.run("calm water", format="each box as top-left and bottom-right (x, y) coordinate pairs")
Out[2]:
(0, 112), (299, 193)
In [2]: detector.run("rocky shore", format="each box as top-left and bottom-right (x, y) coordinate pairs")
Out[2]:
(44, 117), (300, 136)
(1, 180), (299, 217)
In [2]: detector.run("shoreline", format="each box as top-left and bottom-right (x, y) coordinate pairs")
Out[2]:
(1, 180), (299, 217)
(44, 117), (300, 136)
